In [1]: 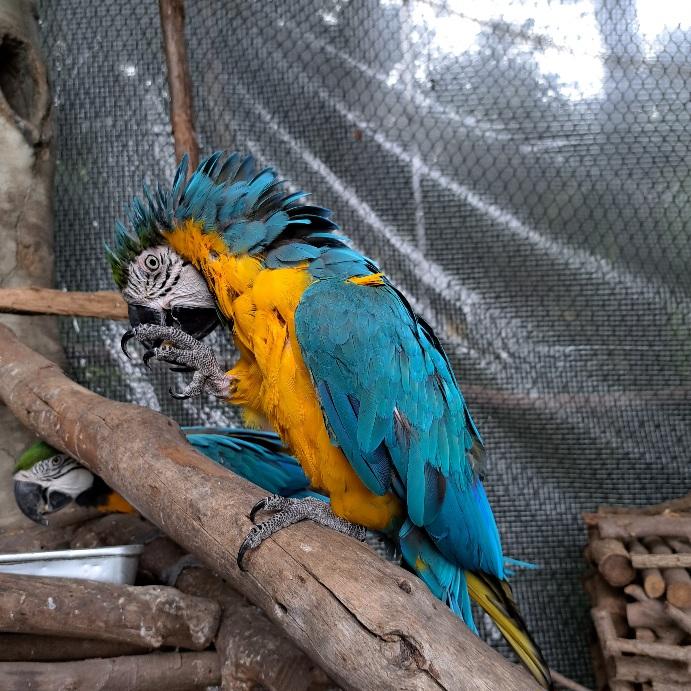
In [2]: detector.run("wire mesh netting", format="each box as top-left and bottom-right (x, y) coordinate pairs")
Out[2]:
(38, 0), (691, 684)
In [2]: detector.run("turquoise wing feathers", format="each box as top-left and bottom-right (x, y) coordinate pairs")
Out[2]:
(183, 426), (320, 499)
(293, 278), (505, 579)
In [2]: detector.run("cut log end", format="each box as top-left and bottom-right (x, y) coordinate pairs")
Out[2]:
(666, 582), (691, 609)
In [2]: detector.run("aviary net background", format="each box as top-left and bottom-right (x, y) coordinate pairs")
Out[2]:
(38, 0), (691, 685)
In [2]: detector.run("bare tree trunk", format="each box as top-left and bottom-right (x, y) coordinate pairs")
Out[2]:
(0, 322), (539, 691)
(0, 0), (64, 530)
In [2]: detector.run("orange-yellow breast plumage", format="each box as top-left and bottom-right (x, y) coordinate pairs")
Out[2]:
(165, 222), (402, 530)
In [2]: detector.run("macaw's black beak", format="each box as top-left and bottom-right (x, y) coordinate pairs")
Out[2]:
(127, 304), (220, 347)
(13, 480), (47, 525)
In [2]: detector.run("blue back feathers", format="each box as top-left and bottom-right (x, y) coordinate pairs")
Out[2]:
(294, 279), (505, 579)
(107, 151), (374, 288)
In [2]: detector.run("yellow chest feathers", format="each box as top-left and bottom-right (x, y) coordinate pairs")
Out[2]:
(164, 223), (402, 530)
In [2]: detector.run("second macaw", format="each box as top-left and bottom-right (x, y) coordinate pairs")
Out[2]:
(111, 152), (551, 687)
(13, 427), (317, 524)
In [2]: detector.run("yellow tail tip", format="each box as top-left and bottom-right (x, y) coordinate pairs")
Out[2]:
(466, 571), (553, 689)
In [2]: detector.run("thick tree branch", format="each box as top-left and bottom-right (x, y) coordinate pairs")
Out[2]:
(0, 323), (537, 691)
(0, 573), (221, 650)
(0, 652), (221, 691)
(0, 634), (148, 662)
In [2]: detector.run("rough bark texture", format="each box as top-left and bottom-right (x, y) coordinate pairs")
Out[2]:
(599, 495), (691, 517)
(613, 656), (691, 684)
(0, 287), (127, 319)
(0, 573), (221, 650)
(69, 513), (161, 550)
(0, 651), (221, 691)
(75, 524), (339, 689)
(0, 323), (538, 691)
(0, 522), (74, 553)
(135, 534), (338, 690)
(0, 633), (148, 661)
(181, 567), (337, 691)
(631, 554), (691, 570)
(0, 0), (63, 531)
(158, 0), (198, 168)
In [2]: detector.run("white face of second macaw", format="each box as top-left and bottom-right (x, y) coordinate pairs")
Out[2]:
(123, 246), (215, 311)
(14, 456), (94, 496)
(122, 246), (221, 341)
(13, 455), (95, 523)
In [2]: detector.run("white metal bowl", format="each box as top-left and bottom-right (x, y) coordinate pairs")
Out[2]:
(0, 545), (144, 585)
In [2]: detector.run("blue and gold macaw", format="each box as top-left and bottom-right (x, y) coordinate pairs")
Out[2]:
(111, 152), (551, 687)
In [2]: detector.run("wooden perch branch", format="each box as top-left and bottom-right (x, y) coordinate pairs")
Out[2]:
(159, 0), (199, 168)
(0, 652), (220, 691)
(0, 634), (148, 662)
(0, 287), (127, 319)
(0, 573), (220, 650)
(0, 323), (537, 690)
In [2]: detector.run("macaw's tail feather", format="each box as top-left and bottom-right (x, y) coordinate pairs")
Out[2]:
(398, 520), (477, 633)
(503, 556), (539, 577)
(466, 571), (553, 689)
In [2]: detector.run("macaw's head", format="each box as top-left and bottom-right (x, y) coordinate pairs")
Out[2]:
(119, 243), (219, 344)
(107, 151), (343, 344)
(13, 442), (132, 525)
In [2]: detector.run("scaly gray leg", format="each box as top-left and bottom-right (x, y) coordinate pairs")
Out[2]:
(121, 324), (233, 399)
(237, 495), (367, 570)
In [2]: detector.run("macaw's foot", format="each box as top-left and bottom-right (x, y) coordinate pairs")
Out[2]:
(121, 324), (233, 399)
(237, 495), (367, 570)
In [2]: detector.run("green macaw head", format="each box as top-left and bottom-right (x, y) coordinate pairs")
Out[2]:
(13, 442), (127, 524)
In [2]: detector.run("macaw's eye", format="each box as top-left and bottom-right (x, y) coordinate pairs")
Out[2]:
(144, 254), (160, 271)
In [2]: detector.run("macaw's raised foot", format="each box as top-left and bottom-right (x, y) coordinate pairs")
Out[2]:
(237, 495), (367, 570)
(121, 324), (233, 399)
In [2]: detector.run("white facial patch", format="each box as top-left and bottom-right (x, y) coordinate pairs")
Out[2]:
(123, 246), (216, 310)
(16, 455), (94, 497)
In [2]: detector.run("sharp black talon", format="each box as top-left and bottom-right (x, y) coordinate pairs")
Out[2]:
(142, 350), (156, 369)
(120, 330), (135, 358)
(237, 540), (251, 571)
(169, 387), (190, 400)
(249, 497), (268, 523)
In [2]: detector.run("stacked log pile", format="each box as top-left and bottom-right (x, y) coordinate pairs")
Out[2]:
(583, 497), (691, 691)
(0, 514), (336, 691)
